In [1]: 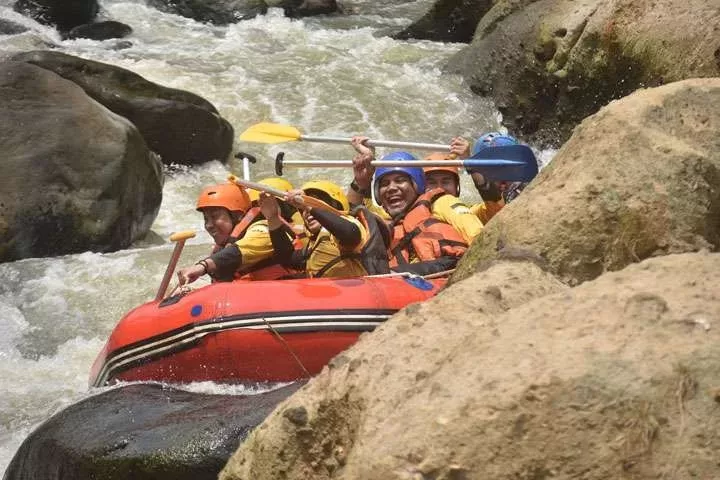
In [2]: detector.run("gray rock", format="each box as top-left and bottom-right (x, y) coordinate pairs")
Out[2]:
(0, 60), (163, 262)
(12, 50), (234, 166)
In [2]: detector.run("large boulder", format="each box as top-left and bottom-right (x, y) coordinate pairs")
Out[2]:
(13, 0), (99, 32)
(453, 77), (720, 286)
(12, 50), (234, 166)
(221, 251), (720, 479)
(446, 0), (720, 145)
(5, 382), (304, 480)
(0, 61), (163, 262)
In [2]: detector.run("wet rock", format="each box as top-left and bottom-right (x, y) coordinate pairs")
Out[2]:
(146, 0), (268, 25)
(13, 0), (99, 31)
(4, 382), (304, 480)
(0, 19), (29, 35)
(395, 0), (492, 43)
(65, 21), (133, 41)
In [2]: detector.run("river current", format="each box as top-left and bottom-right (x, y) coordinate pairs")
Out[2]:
(0, 0), (551, 472)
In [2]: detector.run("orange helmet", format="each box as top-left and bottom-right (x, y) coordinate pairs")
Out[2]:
(196, 183), (251, 214)
(423, 152), (460, 196)
(422, 152), (460, 176)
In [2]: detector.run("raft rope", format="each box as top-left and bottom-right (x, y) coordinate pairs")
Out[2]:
(366, 269), (456, 280)
(261, 316), (312, 378)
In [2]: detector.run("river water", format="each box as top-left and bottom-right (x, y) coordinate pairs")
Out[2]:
(0, 0), (552, 472)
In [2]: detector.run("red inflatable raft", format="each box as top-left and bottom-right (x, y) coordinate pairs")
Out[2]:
(89, 275), (444, 387)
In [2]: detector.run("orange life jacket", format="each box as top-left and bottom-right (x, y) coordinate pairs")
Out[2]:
(210, 207), (301, 281)
(388, 188), (468, 267)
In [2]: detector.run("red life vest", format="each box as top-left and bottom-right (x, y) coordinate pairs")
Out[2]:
(388, 188), (468, 268)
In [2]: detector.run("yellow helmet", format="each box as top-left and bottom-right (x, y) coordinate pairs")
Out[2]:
(301, 180), (349, 213)
(248, 177), (294, 203)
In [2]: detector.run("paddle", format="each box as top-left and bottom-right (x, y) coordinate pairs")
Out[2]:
(468, 144), (538, 182)
(274, 146), (538, 183)
(239, 122), (450, 150)
(155, 230), (196, 302)
(227, 174), (345, 215)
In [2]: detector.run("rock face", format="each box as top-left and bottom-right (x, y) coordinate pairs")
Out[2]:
(221, 251), (720, 479)
(453, 78), (720, 286)
(446, 0), (720, 145)
(4, 382), (304, 480)
(0, 61), (163, 262)
(12, 50), (234, 166)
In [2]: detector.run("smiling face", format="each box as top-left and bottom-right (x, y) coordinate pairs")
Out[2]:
(202, 206), (235, 245)
(377, 172), (419, 218)
(425, 171), (459, 196)
(301, 208), (322, 235)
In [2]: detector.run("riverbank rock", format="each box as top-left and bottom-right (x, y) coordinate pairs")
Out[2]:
(12, 50), (234, 166)
(453, 77), (720, 286)
(4, 382), (304, 480)
(221, 251), (720, 479)
(0, 60), (163, 262)
(446, 0), (720, 145)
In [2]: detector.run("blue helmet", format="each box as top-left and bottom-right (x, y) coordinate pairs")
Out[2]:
(373, 151), (425, 200)
(471, 132), (519, 156)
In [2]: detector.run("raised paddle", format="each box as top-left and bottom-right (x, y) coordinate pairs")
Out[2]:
(274, 145), (538, 183)
(227, 174), (345, 215)
(239, 122), (450, 150)
(155, 230), (196, 302)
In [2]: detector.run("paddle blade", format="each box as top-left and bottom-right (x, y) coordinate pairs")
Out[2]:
(239, 122), (302, 144)
(469, 145), (539, 182)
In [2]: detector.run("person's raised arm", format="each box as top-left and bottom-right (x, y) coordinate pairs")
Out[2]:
(259, 192), (294, 264)
(309, 208), (362, 249)
(347, 136), (375, 206)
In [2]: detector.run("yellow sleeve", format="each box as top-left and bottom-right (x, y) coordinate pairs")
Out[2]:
(431, 194), (483, 244)
(363, 198), (391, 221)
(470, 199), (505, 225)
(233, 220), (276, 267)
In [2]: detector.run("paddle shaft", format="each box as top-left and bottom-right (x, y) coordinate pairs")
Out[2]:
(300, 134), (449, 151)
(228, 175), (344, 215)
(155, 231), (196, 302)
(278, 159), (523, 168)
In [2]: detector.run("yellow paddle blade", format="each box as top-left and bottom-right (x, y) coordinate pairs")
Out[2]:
(238, 122), (302, 144)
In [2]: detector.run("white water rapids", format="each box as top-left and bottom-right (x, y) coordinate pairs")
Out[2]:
(0, 0), (553, 472)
